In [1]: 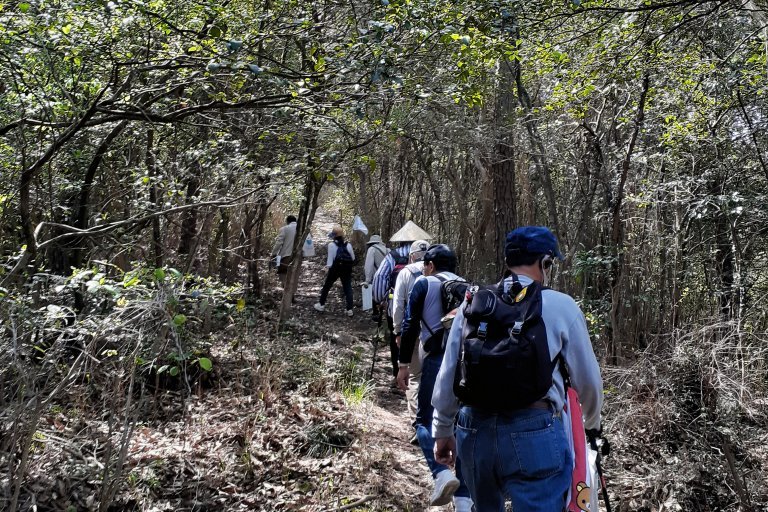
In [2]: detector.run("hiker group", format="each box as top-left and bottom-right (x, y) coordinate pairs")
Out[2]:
(272, 217), (607, 512)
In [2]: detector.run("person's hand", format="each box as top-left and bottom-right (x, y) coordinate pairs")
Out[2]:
(434, 436), (456, 466)
(395, 335), (401, 348)
(396, 366), (409, 390)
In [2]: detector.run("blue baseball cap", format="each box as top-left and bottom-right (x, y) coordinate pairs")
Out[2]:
(505, 226), (563, 260)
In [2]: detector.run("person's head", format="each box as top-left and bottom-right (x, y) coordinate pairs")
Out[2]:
(504, 226), (563, 284)
(409, 240), (429, 263)
(423, 244), (457, 276)
(286, 215), (297, 224)
(367, 234), (383, 246)
(329, 224), (344, 239)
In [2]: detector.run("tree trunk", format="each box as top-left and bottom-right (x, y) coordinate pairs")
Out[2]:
(146, 130), (163, 268)
(71, 121), (129, 268)
(608, 73), (650, 362)
(177, 174), (201, 255)
(492, 60), (518, 275)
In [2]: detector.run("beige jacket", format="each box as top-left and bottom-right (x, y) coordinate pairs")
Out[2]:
(272, 222), (297, 258)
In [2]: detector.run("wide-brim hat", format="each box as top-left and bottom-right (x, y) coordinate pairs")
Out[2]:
(366, 234), (383, 245)
(390, 221), (432, 243)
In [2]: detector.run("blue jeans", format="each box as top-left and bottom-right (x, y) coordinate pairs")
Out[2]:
(416, 351), (470, 498)
(456, 406), (571, 512)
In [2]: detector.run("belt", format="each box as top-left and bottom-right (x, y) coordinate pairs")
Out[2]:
(465, 399), (552, 413)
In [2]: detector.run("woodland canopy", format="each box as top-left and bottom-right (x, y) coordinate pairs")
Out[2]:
(1, 0), (767, 510)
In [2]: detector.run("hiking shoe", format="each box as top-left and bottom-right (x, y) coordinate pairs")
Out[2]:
(453, 496), (473, 512)
(313, 303), (325, 312)
(429, 469), (460, 507)
(346, 309), (354, 317)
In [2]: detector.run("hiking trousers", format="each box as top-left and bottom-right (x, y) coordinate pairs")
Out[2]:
(455, 406), (571, 512)
(416, 352), (470, 498)
(386, 315), (398, 378)
(318, 266), (353, 310)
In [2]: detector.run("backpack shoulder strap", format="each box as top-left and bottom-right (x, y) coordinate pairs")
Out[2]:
(373, 245), (387, 258)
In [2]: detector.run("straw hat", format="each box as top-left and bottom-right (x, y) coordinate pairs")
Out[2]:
(390, 221), (432, 243)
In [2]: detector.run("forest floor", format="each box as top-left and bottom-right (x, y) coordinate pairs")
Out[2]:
(7, 209), (768, 512)
(113, 207), (439, 511)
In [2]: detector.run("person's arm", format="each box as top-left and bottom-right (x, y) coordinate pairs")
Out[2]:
(372, 254), (393, 303)
(271, 226), (285, 256)
(364, 247), (375, 283)
(392, 271), (411, 334)
(399, 277), (428, 365)
(325, 242), (336, 268)
(347, 243), (355, 262)
(432, 303), (465, 439)
(562, 307), (604, 431)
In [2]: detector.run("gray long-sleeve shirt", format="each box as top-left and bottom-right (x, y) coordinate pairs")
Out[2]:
(364, 243), (388, 283)
(432, 274), (603, 439)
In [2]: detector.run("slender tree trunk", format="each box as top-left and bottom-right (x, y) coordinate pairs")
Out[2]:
(492, 60), (517, 275)
(608, 73), (650, 362)
(71, 121), (129, 268)
(177, 174), (201, 255)
(146, 130), (163, 268)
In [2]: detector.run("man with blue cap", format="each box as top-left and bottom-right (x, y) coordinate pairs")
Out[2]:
(431, 226), (604, 511)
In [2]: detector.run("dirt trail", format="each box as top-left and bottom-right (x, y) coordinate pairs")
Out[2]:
(290, 208), (440, 510)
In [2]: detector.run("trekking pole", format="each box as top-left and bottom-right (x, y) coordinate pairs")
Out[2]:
(588, 434), (612, 512)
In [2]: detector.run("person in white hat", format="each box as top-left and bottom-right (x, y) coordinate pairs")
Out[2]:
(363, 234), (388, 284)
(392, 240), (429, 442)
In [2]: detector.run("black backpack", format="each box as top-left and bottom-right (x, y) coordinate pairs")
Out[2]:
(387, 249), (410, 291)
(435, 274), (470, 314)
(453, 274), (556, 411)
(333, 240), (354, 267)
(422, 274), (468, 354)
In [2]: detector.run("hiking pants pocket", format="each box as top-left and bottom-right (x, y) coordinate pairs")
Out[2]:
(507, 413), (565, 479)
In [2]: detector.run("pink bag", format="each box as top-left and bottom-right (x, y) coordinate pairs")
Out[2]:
(566, 388), (600, 512)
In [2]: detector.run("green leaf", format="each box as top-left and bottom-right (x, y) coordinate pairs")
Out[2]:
(169, 366), (179, 377)
(19, 2), (30, 12)
(173, 314), (187, 326)
(102, 285), (120, 297)
(198, 357), (213, 372)
(154, 268), (166, 281)
(62, 24), (72, 35)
